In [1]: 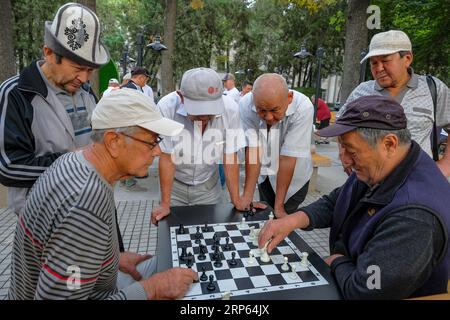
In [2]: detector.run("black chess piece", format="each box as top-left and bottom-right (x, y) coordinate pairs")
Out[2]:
(214, 254), (223, 268)
(180, 246), (187, 261)
(223, 237), (231, 250)
(212, 245), (220, 260)
(229, 251), (237, 266)
(186, 252), (194, 268)
(200, 267), (208, 281)
(194, 226), (202, 244)
(212, 234), (220, 250)
(206, 275), (216, 291)
(178, 224), (185, 234)
(197, 244), (206, 261)
(202, 223), (210, 233)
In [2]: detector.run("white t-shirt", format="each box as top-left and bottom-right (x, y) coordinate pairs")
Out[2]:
(239, 90), (314, 195)
(223, 87), (241, 104)
(158, 92), (245, 185)
(143, 85), (155, 103)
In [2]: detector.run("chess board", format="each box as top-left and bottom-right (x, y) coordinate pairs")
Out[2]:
(170, 220), (329, 300)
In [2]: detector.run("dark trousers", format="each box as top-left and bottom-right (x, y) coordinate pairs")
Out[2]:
(258, 177), (310, 214)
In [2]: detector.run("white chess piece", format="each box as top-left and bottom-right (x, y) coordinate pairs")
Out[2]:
(240, 217), (246, 228)
(260, 240), (271, 263)
(222, 291), (231, 300)
(268, 211), (274, 220)
(248, 226), (255, 240)
(281, 256), (290, 271)
(290, 264), (298, 279)
(248, 250), (255, 264)
(300, 252), (309, 267)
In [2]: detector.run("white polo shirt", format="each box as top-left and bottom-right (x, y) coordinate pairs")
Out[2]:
(158, 92), (245, 185)
(223, 87), (241, 104)
(239, 90), (314, 193)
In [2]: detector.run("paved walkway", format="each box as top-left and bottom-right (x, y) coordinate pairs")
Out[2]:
(0, 142), (347, 299)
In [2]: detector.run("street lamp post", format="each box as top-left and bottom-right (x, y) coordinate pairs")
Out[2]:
(136, 33), (144, 67)
(313, 47), (325, 124)
(119, 45), (135, 78)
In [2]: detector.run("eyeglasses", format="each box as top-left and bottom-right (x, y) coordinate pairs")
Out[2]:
(119, 132), (163, 150)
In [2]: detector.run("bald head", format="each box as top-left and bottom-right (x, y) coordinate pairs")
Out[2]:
(252, 74), (293, 126)
(253, 74), (289, 100)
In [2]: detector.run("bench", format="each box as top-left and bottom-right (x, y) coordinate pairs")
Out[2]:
(310, 152), (332, 192)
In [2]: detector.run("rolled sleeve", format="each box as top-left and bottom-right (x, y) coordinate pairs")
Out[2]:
(280, 105), (313, 158)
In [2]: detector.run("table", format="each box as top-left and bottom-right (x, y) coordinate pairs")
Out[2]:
(157, 203), (342, 300)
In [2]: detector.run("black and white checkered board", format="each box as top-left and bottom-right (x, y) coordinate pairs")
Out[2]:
(170, 220), (328, 300)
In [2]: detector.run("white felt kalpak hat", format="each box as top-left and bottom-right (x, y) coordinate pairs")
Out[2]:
(92, 88), (184, 137)
(45, 2), (110, 68)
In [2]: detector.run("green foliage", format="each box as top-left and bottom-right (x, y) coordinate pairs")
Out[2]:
(9, 0), (448, 86)
(371, 0), (449, 82)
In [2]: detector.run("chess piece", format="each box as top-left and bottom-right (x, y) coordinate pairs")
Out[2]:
(248, 226), (255, 240)
(197, 244), (206, 261)
(194, 226), (202, 244)
(212, 245), (221, 260)
(281, 256), (290, 271)
(222, 291), (231, 300)
(202, 223), (210, 232)
(180, 246), (188, 261)
(248, 250), (255, 265)
(207, 275), (216, 291)
(240, 217), (246, 228)
(300, 252), (309, 267)
(186, 252), (194, 268)
(177, 224), (185, 234)
(260, 240), (271, 263)
(224, 237), (231, 250)
(290, 264), (298, 280)
(268, 211), (274, 220)
(214, 254), (223, 268)
(229, 251), (237, 266)
(200, 267), (208, 281)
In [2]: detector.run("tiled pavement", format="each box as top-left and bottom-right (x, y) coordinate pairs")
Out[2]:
(0, 142), (346, 300)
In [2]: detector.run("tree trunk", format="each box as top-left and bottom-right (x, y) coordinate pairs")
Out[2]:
(0, 0), (16, 83)
(340, 0), (369, 103)
(161, 0), (177, 96)
(76, 0), (100, 98)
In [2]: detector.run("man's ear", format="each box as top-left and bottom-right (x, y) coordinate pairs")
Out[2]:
(383, 134), (399, 158)
(103, 131), (122, 158)
(287, 91), (294, 105)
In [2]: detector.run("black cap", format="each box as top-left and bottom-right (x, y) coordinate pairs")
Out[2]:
(317, 95), (407, 137)
(131, 67), (150, 77)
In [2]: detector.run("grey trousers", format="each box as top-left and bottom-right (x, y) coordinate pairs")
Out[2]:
(171, 170), (223, 206)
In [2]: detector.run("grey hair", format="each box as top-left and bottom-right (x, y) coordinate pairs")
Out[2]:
(90, 126), (140, 143)
(398, 50), (412, 58)
(356, 127), (411, 147)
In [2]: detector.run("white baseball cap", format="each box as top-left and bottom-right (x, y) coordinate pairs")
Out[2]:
(92, 88), (184, 136)
(360, 30), (412, 63)
(180, 68), (225, 115)
(108, 78), (119, 84)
